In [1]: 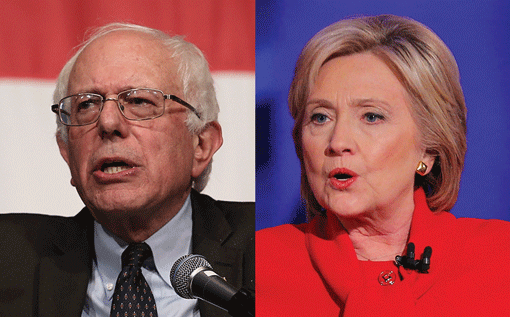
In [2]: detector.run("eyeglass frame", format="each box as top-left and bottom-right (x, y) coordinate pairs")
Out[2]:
(51, 88), (201, 126)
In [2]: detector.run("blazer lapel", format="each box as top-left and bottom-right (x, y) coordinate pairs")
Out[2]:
(34, 194), (241, 316)
(190, 191), (243, 317)
(37, 209), (94, 317)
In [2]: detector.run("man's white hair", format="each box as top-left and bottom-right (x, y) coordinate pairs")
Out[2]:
(53, 23), (219, 192)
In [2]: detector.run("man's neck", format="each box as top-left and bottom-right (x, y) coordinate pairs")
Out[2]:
(90, 191), (191, 243)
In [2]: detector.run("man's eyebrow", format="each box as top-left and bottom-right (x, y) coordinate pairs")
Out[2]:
(72, 86), (140, 95)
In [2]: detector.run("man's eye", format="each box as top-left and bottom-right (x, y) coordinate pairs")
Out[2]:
(77, 101), (96, 111)
(127, 98), (155, 107)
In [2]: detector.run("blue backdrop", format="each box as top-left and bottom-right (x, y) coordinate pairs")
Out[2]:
(256, 0), (510, 230)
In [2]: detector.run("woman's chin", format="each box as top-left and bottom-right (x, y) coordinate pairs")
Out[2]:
(320, 192), (368, 218)
(329, 207), (367, 220)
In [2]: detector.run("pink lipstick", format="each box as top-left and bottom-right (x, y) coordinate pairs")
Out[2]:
(328, 168), (358, 190)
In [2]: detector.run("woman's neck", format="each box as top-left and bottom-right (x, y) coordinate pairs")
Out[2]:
(338, 206), (414, 262)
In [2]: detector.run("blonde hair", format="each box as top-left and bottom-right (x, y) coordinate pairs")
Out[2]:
(53, 23), (219, 192)
(289, 15), (467, 217)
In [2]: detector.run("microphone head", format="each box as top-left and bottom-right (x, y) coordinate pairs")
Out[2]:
(406, 242), (416, 266)
(421, 246), (432, 265)
(170, 254), (212, 299)
(418, 246), (433, 272)
(423, 246), (432, 257)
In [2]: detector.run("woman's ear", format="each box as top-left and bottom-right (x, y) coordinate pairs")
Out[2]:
(418, 152), (436, 176)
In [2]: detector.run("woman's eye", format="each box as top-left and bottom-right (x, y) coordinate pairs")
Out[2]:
(311, 113), (329, 124)
(363, 112), (384, 123)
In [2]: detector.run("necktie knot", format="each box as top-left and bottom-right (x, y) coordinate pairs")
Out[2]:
(122, 243), (152, 268)
(112, 242), (158, 316)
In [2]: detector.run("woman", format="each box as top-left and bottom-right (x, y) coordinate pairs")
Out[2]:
(256, 15), (510, 316)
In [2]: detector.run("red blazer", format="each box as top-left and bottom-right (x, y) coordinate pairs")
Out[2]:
(256, 189), (510, 316)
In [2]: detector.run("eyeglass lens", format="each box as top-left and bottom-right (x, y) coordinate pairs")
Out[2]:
(59, 89), (166, 125)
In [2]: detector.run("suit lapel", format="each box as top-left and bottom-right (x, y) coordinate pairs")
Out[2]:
(190, 191), (243, 317)
(37, 209), (94, 317)
(33, 195), (241, 317)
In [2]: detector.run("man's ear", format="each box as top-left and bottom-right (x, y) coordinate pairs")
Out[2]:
(57, 135), (70, 166)
(57, 134), (76, 187)
(191, 121), (223, 178)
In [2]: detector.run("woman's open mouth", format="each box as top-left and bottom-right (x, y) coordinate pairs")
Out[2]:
(329, 168), (358, 190)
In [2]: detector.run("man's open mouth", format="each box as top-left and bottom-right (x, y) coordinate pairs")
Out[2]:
(101, 161), (132, 174)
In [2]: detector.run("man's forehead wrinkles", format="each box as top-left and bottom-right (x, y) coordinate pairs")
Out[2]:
(67, 48), (180, 96)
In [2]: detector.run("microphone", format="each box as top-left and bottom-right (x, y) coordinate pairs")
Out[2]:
(417, 246), (432, 273)
(170, 254), (254, 317)
(394, 243), (432, 274)
(406, 242), (416, 267)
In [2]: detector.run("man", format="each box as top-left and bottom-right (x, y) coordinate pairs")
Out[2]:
(0, 23), (254, 317)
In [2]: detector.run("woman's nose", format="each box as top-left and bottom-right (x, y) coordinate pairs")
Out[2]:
(325, 119), (356, 156)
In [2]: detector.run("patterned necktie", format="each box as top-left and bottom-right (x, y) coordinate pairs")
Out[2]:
(110, 243), (158, 317)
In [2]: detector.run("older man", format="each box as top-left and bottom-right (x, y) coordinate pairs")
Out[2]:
(0, 23), (254, 317)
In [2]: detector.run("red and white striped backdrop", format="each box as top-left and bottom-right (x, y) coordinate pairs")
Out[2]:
(0, 0), (255, 216)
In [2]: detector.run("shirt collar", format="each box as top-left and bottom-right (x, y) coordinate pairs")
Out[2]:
(145, 195), (194, 286)
(93, 194), (193, 294)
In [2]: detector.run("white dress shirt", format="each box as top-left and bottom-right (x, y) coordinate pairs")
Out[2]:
(81, 195), (200, 317)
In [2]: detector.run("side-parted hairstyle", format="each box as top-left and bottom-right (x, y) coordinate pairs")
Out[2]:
(53, 22), (220, 192)
(289, 15), (467, 217)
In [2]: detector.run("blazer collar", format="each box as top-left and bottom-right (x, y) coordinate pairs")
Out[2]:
(190, 190), (242, 317)
(37, 209), (94, 317)
(37, 192), (239, 317)
(190, 190), (238, 268)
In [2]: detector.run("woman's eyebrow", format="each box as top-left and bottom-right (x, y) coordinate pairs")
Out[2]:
(306, 97), (392, 108)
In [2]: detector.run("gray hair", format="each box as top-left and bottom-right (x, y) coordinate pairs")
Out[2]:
(53, 23), (219, 192)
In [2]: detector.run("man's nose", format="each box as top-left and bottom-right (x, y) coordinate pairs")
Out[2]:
(96, 99), (128, 139)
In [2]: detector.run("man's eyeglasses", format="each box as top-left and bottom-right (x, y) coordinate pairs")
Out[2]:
(51, 88), (201, 126)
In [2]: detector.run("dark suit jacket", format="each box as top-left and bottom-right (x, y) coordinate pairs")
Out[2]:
(0, 190), (254, 317)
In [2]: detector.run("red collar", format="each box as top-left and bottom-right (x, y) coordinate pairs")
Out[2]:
(305, 188), (456, 313)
